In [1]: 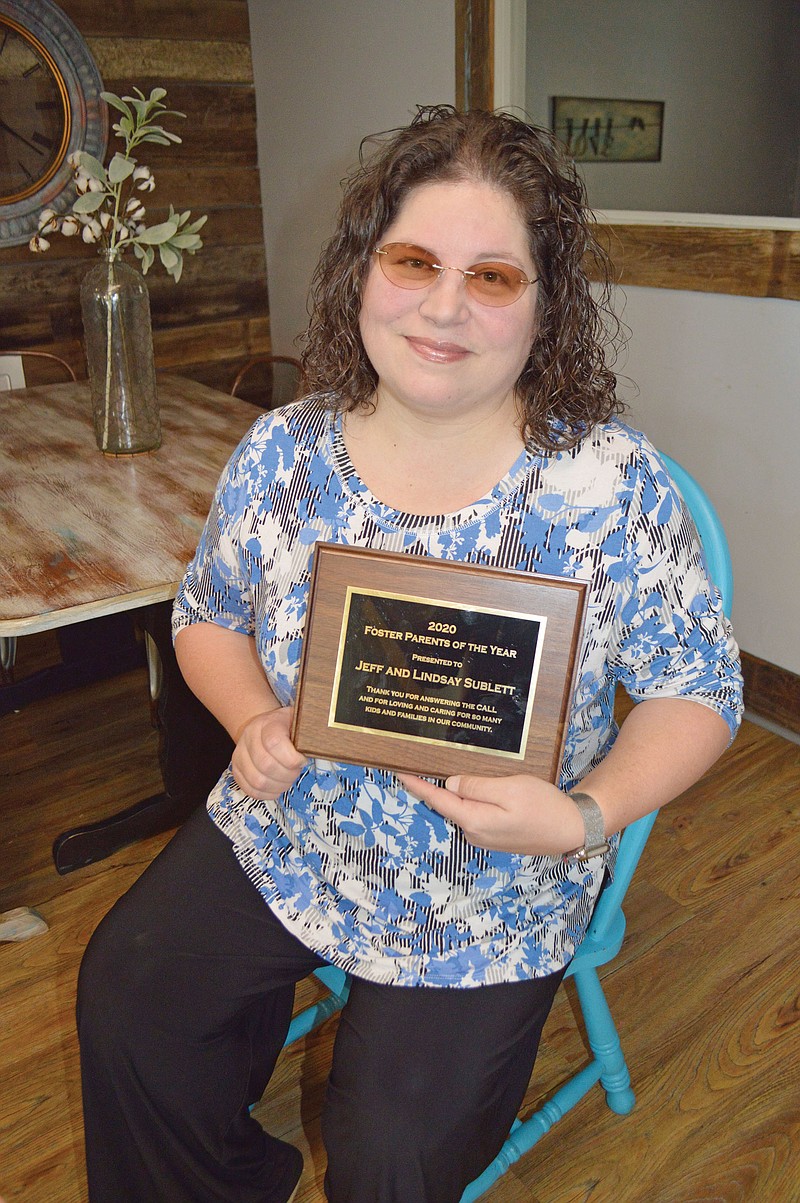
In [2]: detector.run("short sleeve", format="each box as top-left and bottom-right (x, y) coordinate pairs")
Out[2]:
(172, 423), (264, 639)
(608, 441), (743, 740)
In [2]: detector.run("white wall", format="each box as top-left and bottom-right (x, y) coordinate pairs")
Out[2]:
(616, 284), (800, 675)
(247, 0), (454, 354)
(525, 0), (799, 217)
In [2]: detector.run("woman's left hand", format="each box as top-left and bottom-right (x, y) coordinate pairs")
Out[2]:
(397, 772), (585, 856)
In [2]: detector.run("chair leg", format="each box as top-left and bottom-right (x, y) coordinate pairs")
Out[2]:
(1, 635), (17, 683)
(278, 965), (635, 1203)
(459, 1046), (609, 1199)
(143, 630), (163, 721)
(460, 967), (635, 1201)
(572, 965), (636, 1115)
(282, 966), (350, 1046)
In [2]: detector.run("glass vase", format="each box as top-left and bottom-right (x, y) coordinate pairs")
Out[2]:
(80, 250), (161, 454)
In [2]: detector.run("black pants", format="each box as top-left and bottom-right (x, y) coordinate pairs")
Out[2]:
(77, 806), (565, 1203)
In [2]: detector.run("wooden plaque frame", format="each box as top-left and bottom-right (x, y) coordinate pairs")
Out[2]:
(291, 545), (586, 781)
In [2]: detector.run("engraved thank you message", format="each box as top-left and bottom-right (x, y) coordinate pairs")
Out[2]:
(333, 590), (544, 758)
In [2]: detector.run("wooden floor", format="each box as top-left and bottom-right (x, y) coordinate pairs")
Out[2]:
(1, 640), (799, 1203)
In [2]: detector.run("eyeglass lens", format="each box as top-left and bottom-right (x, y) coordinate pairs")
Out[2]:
(375, 243), (535, 307)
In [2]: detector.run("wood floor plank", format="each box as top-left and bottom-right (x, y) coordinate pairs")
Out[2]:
(1, 647), (798, 1202)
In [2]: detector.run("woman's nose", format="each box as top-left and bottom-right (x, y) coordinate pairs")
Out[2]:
(418, 266), (471, 322)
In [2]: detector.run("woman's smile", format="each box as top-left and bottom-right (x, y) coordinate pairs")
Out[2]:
(404, 335), (472, 364)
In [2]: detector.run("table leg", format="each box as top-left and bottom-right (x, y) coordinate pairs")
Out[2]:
(52, 602), (234, 874)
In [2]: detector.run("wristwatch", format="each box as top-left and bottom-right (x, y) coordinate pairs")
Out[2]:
(563, 792), (610, 863)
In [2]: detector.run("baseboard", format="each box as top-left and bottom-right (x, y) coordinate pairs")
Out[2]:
(741, 650), (800, 737)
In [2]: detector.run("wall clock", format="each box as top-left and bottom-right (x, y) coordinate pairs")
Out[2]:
(0, 0), (107, 246)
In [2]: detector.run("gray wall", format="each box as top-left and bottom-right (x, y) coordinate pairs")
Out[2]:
(247, 0), (454, 354)
(525, 0), (799, 216)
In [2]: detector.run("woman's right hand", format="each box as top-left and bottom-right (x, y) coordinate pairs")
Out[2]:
(231, 707), (308, 800)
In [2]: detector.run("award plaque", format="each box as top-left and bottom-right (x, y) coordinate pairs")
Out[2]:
(291, 545), (587, 781)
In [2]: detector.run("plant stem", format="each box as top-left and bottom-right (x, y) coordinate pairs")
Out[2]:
(102, 254), (114, 450)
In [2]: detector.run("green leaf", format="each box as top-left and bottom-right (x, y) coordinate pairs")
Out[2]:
(135, 243), (156, 274)
(72, 191), (107, 213)
(100, 91), (133, 120)
(137, 125), (183, 145)
(74, 151), (107, 182)
(148, 87), (167, 103)
(128, 97), (149, 122)
(158, 244), (179, 271)
(122, 89), (150, 109)
(135, 219), (179, 244)
(107, 153), (135, 184)
(139, 134), (173, 146)
(170, 233), (203, 250)
(185, 215), (208, 233)
(159, 242), (184, 282)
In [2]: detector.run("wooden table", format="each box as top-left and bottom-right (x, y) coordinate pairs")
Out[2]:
(1, 374), (257, 872)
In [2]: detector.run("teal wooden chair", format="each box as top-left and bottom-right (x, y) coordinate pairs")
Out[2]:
(280, 452), (734, 1200)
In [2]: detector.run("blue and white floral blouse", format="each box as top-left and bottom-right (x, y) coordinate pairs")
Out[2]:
(173, 396), (742, 987)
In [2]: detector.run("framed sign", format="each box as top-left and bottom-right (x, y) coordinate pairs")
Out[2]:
(552, 96), (664, 163)
(291, 545), (587, 781)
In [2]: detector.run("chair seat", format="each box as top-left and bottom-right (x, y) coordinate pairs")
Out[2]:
(564, 906), (626, 975)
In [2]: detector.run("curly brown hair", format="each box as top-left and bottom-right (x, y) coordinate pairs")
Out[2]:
(300, 105), (624, 451)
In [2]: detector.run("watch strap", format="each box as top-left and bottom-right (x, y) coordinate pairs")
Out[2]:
(564, 791), (609, 862)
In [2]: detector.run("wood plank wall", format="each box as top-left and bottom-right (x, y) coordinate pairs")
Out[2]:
(0, 0), (270, 392)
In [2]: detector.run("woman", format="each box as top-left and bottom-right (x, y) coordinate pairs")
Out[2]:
(77, 107), (742, 1203)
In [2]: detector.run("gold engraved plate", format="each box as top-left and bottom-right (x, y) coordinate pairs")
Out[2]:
(292, 545), (587, 781)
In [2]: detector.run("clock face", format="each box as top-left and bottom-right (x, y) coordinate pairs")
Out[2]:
(0, 0), (106, 246)
(0, 14), (71, 204)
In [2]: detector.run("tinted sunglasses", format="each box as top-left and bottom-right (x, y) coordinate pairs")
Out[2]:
(375, 242), (538, 307)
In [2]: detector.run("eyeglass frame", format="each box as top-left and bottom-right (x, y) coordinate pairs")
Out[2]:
(373, 242), (539, 307)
